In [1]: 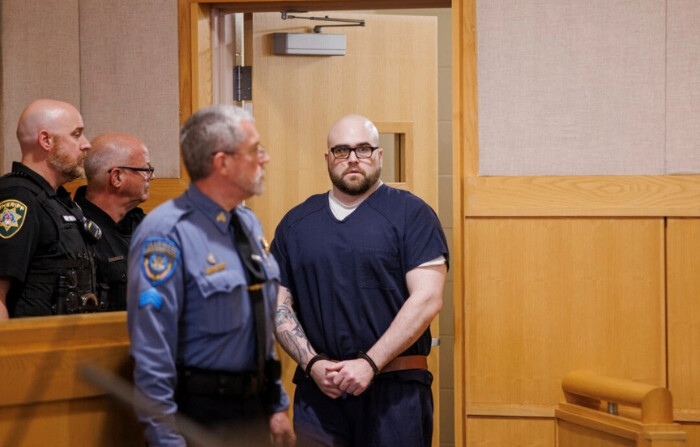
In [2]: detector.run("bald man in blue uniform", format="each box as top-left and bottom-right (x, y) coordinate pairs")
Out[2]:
(272, 114), (448, 447)
(127, 105), (294, 447)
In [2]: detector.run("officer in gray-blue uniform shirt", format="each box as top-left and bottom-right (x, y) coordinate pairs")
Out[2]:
(127, 105), (294, 447)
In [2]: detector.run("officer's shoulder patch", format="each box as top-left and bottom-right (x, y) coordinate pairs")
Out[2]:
(141, 237), (180, 285)
(139, 287), (163, 311)
(0, 199), (27, 239)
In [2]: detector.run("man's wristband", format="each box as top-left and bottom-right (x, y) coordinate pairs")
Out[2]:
(357, 351), (380, 377)
(304, 353), (330, 378)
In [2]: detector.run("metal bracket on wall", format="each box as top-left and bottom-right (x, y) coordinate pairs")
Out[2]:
(233, 66), (252, 101)
(281, 11), (365, 34)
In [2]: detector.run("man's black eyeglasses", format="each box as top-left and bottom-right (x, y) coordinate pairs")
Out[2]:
(108, 163), (155, 179)
(329, 144), (379, 159)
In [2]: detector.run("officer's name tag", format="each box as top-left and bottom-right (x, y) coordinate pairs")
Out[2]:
(63, 215), (77, 222)
(204, 263), (226, 275)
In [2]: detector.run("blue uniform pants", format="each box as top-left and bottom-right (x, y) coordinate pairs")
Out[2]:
(177, 393), (270, 445)
(293, 371), (433, 447)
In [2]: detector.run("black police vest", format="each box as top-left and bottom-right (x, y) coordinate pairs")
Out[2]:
(0, 174), (103, 317)
(97, 255), (127, 311)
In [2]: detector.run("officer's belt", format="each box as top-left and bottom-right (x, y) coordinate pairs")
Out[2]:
(177, 366), (260, 398)
(381, 355), (428, 374)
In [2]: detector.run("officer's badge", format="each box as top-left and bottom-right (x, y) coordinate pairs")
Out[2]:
(141, 237), (180, 285)
(0, 199), (27, 239)
(258, 236), (270, 255)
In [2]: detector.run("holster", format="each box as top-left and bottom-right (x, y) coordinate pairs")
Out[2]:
(55, 268), (107, 314)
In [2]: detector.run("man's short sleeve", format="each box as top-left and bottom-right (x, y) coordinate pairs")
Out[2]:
(270, 220), (291, 289)
(402, 196), (449, 272)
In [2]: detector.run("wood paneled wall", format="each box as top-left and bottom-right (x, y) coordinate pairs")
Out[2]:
(0, 314), (144, 446)
(452, 0), (700, 445)
(681, 424), (700, 447)
(557, 419), (636, 447)
(467, 417), (554, 446)
(177, 0), (700, 445)
(1, 1), (697, 446)
(465, 218), (666, 414)
(667, 219), (700, 422)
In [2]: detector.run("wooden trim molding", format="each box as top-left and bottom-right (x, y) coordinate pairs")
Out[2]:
(451, 0), (472, 446)
(674, 409), (700, 423)
(375, 122), (413, 188)
(196, 0), (450, 12)
(467, 405), (555, 418)
(178, 0), (193, 126)
(465, 175), (700, 217)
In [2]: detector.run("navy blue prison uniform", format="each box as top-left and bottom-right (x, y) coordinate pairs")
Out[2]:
(74, 185), (145, 311)
(271, 184), (449, 447)
(0, 162), (99, 317)
(127, 184), (289, 447)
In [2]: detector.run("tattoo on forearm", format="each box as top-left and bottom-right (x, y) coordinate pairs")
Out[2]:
(277, 331), (305, 364)
(275, 293), (315, 365)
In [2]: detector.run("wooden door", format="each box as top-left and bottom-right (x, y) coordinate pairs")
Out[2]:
(241, 10), (440, 443)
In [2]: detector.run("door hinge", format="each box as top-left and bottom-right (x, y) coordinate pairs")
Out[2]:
(233, 66), (252, 101)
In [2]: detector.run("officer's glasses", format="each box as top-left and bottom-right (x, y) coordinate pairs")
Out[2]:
(329, 144), (379, 159)
(216, 145), (268, 160)
(108, 163), (155, 180)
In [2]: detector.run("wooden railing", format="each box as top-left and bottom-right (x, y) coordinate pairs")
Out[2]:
(556, 370), (686, 446)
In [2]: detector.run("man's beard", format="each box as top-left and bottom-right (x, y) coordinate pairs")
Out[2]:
(329, 166), (381, 196)
(48, 135), (84, 182)
(250, 170), (266, 196)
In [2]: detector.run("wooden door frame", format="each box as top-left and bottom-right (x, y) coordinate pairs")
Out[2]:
(177, 0), (464, 444)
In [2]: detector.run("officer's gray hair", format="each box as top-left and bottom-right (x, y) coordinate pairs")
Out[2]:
(180, 105), (254, 181)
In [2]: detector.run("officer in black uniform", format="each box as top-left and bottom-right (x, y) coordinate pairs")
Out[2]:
(0, 99), (102, 319)
(73, 133), (151, 311)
